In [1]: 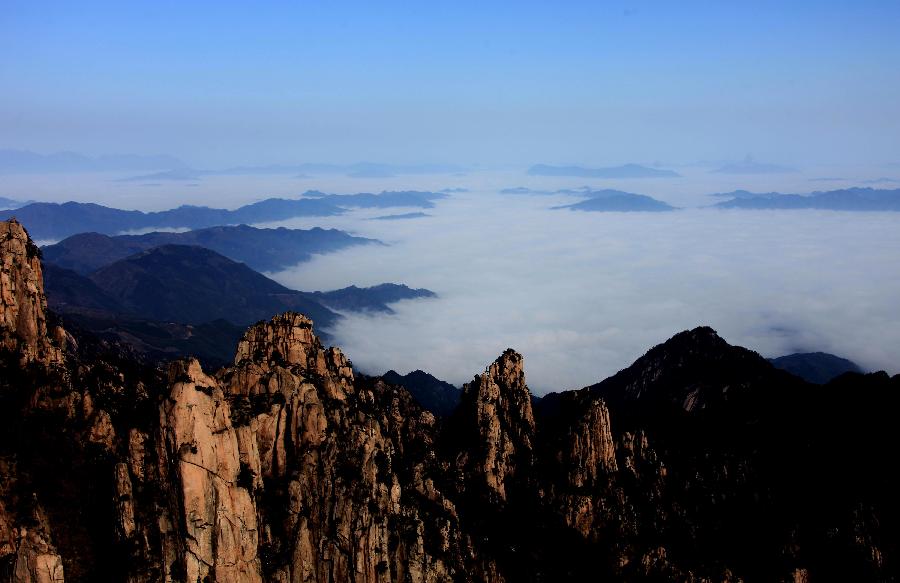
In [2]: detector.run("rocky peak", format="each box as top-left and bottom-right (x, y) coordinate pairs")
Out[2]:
(586, 325), (795, 416)
(0, 219), (64, 365)
(457, 348), (536, 502)
(566, 398), (618, 488)
(231, 311), (353, 400)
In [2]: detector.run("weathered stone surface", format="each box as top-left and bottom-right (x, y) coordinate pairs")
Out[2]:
(160, 358), (262, 583)
(0, 219), (63, 366)
(456, 349), (535, 502)
(1, 218), (898, 582)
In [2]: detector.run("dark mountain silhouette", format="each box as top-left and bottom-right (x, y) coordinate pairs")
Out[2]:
(528, 163), (680, 178)
(300, 189), (447, 208)
(41, 263), (245, 365)
(86, 245), (339, 327)
(0, 190), (454, 240)
(309, 284), (436, 314)
(0, 198), (343, 240)
(552, 189), (676, 212)
(370, 212), (431, 220)
(713, 187), (900, 210)
(381, 369), (461, 416)
(41, 244), (435, 361)
(3, 217), (900, 582)
(769, 351), (864, 384)
(42, 225), (376, 274)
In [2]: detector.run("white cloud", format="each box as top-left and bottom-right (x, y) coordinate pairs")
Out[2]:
(263, 188), (900, 394)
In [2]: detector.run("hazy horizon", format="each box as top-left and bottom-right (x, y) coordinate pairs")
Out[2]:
(3, 1), (900, 392)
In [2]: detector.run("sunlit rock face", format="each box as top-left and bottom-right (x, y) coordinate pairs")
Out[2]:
(1, 217), (899, 582)
(0, 219), (64, 366)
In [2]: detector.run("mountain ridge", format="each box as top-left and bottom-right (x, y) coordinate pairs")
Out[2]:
(1, 217), (899, 582)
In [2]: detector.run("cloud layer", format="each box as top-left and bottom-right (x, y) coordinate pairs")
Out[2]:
(265, 190), (900, 394)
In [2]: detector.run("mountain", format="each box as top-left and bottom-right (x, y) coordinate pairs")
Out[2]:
(0, 149), (188, 173)
(41, 244), (435, 360)
(86, 244), (340, 327)
(528, 163), (681, 178)
(382, 369), (462, 416)
(0, 196), (33, 210)
(300, 189), (447, 208)
(370, 211), (431, 220)
(309, 283), (436, 313)
(2, 217), (899, 581)
(1, 191), (451, 241)
(713, 187), (900, 210)
(0, 198), (343, 240)
(42, 225), (376, 274)
(552, 189), (676, 212)
(769, 351), (864, 384)
(711, 158), (798, 174)
(500, 186), (550, 194)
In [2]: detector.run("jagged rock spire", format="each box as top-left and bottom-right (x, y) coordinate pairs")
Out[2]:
(0, 219), (64, 365)
(458, 348), (536, 502)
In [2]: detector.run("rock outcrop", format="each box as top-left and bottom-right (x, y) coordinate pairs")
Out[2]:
(454, 349), (535, 503)
(0, 219), (64, 365)
(1, 218), (899, 582)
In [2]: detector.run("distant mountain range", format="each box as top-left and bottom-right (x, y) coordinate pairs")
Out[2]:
(0, 190), (447, 240)
(42, 243), (435, 362)
(45, 244), (435, 326)
(769, 352), (864, 384)
(42, 225), (376, 274)
(0, 149), (189, 173)
(528, 164), (681, 178)
(370, 212), (431, 220)
(381, 369), (461, 416)
(712, 187), (900, 210)
(4, 216), (900, 582)
(300, 190), (446, 208)
(499, 187), (596, 195)
(0, 196), (33, 210)
(307, 284), (436, 315)
(552, 189), (676, 212)
(0, 199), (340, 240)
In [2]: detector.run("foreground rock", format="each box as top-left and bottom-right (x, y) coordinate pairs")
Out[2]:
(1, 217), (899, 582)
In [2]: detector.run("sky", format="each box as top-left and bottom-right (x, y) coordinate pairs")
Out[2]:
(2, 1), (900, 391)
(3, 1), (900, 168)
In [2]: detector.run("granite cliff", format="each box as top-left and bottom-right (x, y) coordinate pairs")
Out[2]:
(1, 218), (898, 582)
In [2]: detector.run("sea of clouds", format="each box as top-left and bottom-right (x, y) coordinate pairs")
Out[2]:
(10, 168), (900, 393)
(261, 187), (900, 394)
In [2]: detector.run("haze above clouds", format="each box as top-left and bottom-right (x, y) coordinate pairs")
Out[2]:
(2, 1), (899, 392)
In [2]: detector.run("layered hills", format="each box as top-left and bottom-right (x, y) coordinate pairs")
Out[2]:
(0, 190), (447, 240)
(1, 217), (898, 581)
(712, 187), (900, 210)
(42, 225), (376, 275)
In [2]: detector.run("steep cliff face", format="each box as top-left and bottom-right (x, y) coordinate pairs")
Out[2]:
(1, 218), (899, 582)
(453, 349), (535, 503)
(0, 220), (64, 366)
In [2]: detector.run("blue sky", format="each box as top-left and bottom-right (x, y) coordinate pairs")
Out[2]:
(2, 1), (899, 167)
